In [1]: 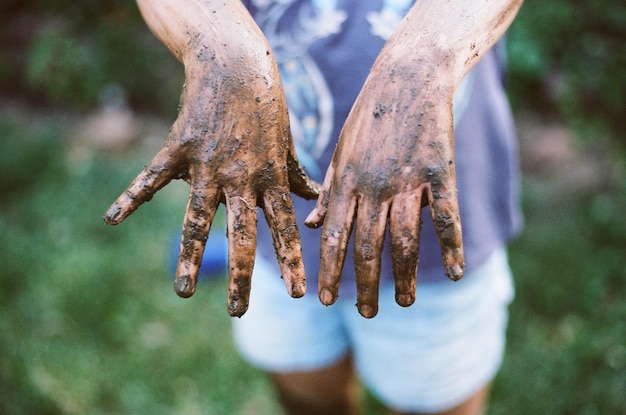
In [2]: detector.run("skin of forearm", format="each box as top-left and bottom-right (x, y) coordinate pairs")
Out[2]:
(378, 0), (523, 87)
(136, 0), (274, 75)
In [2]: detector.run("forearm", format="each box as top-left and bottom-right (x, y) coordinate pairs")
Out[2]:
(380, 0), (523, 85)
(136, 0), (273, 71)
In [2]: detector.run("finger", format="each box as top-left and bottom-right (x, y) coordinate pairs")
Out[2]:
(317, 188), (357, 306)
(389, 191), (425, 307)
(261, 187), (306, 298)
(304, 164), (335, 229)
(286, 146), (321, 200)
(426, 169), (465, 281)
(224, 191), (258, 317)
(353, 198), (389, 318)
(103, 145), (180, 225)
(173, 182), (221, 298)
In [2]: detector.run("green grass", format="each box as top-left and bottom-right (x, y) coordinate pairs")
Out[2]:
(0, 111), (281, 415)
(491, 176), (626, 414)
(1, 108), (624, 414)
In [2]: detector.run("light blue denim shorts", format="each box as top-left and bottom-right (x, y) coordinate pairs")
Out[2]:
(232, 247), (514, 413)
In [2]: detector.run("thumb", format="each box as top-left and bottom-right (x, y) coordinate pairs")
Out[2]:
(286, 144), (321, 200)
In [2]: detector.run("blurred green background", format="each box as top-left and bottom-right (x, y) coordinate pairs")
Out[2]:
(1, 1), (625, 414)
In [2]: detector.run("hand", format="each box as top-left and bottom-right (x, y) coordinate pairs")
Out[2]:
(305, 0), (523, 318)
(305, 60), (463, 318)
(104, 0), (319, 317)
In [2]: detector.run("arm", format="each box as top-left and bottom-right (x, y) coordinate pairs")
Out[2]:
(104, 0), (319, 316)
(306, 0), (523, 317)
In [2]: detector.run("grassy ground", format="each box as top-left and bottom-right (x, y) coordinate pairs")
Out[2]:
(1, 104), (624, 414)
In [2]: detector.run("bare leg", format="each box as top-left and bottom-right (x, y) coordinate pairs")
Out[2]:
(270, 354), (358, 415)
(392, 383), (491, 415)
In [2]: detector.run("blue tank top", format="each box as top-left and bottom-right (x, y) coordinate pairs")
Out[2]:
(242, 0), (523, 291)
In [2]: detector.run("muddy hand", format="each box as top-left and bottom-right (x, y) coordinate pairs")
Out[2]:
(305, 71), (463, 318)
(104, 0), (318, 317)
(305, 0), (522, 318)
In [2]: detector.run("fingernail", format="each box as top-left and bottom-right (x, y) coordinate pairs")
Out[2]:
(103, 205), (122, 224)
(319, 288), (335, 305)
(227, 292), (248, 317)
(447, 264), (464, 281)
(358, 303), (377, 319)
(174, 275), (196, 298)
(228, 302), (248, 317)
(396, 293), (415, 307)
(304, 210), (321, 228)
(290, 280), (306, 298)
